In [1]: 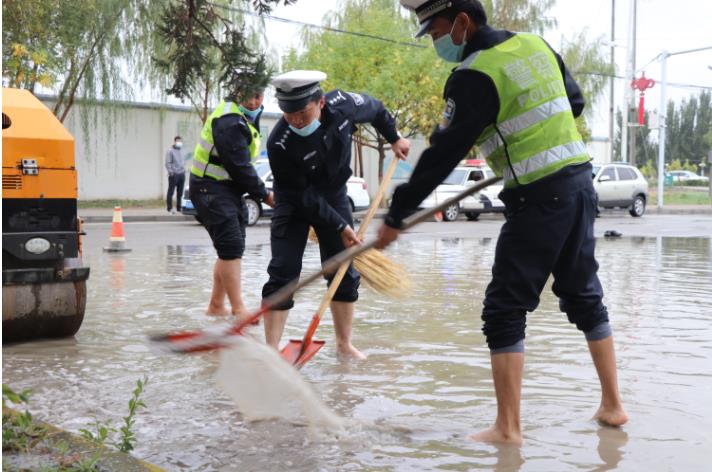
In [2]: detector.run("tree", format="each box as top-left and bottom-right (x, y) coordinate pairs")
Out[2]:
(482, 0), (556, 34)
(284, 0), (449, 182)
(153, 0), (292, 123)
(664, 91), (712, 170)
(2, 0), (157, 122)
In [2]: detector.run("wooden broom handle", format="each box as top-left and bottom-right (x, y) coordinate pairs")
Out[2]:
(313, 157), (400, 317)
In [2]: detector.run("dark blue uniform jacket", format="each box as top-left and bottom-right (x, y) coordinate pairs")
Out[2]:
(267, 89), (400, 231)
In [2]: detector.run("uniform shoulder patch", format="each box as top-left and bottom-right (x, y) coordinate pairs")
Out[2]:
(347, 92), (365, 106)
(327, 90), (347, 106)
(439, 98), (456, 130)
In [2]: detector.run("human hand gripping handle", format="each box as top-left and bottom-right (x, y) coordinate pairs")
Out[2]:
(390, 137), (410, 161)
(340, 224), (361, 248)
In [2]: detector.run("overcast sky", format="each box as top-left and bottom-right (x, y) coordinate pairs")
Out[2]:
(262, 0), (712, 138)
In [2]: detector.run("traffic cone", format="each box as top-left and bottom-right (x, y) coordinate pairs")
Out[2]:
(103, 206), (132, 252)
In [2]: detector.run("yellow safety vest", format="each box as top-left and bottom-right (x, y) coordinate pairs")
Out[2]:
(191, 100), (261, 181)
(462, 33), (590, 187)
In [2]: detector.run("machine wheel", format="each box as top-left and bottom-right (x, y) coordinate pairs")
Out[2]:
(465, 212), (480, 221)
(629, 195), (646, 217)
(442, 203), (460, 221)
(245, 198), (261, 226)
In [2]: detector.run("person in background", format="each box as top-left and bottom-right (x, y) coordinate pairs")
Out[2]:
(165, 135), (186, 214)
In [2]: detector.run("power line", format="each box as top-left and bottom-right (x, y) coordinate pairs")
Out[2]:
(209, 2), (427, 49)
(575, 71), (712, 90)
(210, 2), (711, 91)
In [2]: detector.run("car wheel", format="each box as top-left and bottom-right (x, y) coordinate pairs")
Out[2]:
(442, 203), (459, 221)
(245, 198), (261, 226)
(348, 197), (355, 212)
(465, 212), (480, 221)
(193, 215), (203, 225)
(629, 194), (646, 217)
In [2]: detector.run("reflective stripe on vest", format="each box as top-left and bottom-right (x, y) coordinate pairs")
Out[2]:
(463, 33), (590, 187)
(191, 100), (262, 181)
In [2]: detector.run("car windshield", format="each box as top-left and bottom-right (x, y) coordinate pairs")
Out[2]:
(484, 168), (496, 179)
(592, 165), (600, 179)
(443, 169), (467, 185)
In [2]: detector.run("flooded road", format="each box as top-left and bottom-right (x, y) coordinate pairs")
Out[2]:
(3, 229), (712, 471)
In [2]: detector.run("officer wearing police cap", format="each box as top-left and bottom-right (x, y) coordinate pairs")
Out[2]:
(263, 70), (410, 360)
(376, 0), (628, 443)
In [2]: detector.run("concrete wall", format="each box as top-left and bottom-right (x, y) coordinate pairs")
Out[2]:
(40, 98), (606, 201)
(40, 97), (428, 201)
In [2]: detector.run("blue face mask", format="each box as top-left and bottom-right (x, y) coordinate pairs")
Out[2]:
(433, 20), (468, 63)
(289, 118), (321, 137)
(239, 105), (262, 122)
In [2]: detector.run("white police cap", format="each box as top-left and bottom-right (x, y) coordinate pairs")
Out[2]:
(272, 70), (327, 112)
(400, 0), (467, 38)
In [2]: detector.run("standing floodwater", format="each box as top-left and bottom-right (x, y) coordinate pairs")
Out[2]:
(3, 235), (711, 471)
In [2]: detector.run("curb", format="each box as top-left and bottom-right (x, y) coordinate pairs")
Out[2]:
(81, 214), (196, 223)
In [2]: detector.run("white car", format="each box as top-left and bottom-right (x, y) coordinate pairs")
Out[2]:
(184, 160), (371, 226)
(592, 163), (649, 217)
(244, 160), (371, 226)
(420, 163), (504, 221)
(667, 170), (709, 184)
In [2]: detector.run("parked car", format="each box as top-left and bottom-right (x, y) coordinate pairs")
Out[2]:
(667, 170), (709, 184)
(183, 159), (371, 226)
(592, 163), (649, 217)
(419, 160), (504, 221)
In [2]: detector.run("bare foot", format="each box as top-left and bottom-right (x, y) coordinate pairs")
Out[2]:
(206, 304), (230, 317)
(336, 343), (367, 361)
(469, 426), (523, 446)
(594, 404), (629, 427)
(233, 309), (259, 326)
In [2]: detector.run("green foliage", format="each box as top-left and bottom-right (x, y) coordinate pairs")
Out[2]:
(665, 91), (712, 168)
(2, 385), (46, 453)
(284, 0), (449, 181)
(153, 0), (281, 122)
(78, 376), (148, 453)
(482, 0), (557, 34)
(2, 0), (156, 122)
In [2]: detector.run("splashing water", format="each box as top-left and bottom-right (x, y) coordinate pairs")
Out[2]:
(216, 336), (345, 430)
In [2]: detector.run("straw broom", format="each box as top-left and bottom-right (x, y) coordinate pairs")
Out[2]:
(308, 158), (411, 297)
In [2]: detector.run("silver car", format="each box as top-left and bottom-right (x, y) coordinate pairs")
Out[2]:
(592, 163), (649, 217)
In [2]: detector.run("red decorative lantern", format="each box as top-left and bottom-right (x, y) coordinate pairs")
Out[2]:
(631, 73), (656, 125)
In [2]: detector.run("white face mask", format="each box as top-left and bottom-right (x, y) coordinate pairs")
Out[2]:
(174, 142), (183, 149)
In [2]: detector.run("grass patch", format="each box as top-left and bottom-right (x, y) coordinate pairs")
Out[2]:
(78, 199), (165, 209)
(648, 187), (712, 206)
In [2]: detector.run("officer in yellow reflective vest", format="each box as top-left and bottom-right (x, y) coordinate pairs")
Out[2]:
(377, 0), (628, 444)
(190, 89), (274, 320)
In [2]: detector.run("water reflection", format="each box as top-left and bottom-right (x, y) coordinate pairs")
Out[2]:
(3, 237), (711, 471)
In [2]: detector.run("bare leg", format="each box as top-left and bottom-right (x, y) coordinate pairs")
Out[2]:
(206, 259), (229, 316)
(470, 352), (524, 445)
(264, 310), (289, 349)
(214, 258), (250, 321)
(588, 336), (628, 426)
(330, 301), (366, 360)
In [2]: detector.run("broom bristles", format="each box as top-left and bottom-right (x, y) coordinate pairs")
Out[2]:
(354, 249), (411, 298)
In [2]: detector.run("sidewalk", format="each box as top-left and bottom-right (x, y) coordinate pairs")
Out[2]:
(80, 205), (712, 223)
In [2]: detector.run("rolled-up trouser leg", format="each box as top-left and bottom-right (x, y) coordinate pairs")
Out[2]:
(551, 183), (610, 335)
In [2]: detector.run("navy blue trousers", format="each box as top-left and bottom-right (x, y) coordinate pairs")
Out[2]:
(262, 187), (360, 310)
(482, 163), (609, 350)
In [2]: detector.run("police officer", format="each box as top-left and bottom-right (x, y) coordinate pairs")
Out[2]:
(376, 0), (627, 443)
(263, 70), (410, 360)
(190, 88), (274, 320)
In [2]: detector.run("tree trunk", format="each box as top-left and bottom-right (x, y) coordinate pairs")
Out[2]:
(377, 137), (386, 208)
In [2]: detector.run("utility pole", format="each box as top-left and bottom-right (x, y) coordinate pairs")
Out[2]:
(656, 45), (712, 210)
(629, 0), (637, 166)
(609, 0), (615, 162)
